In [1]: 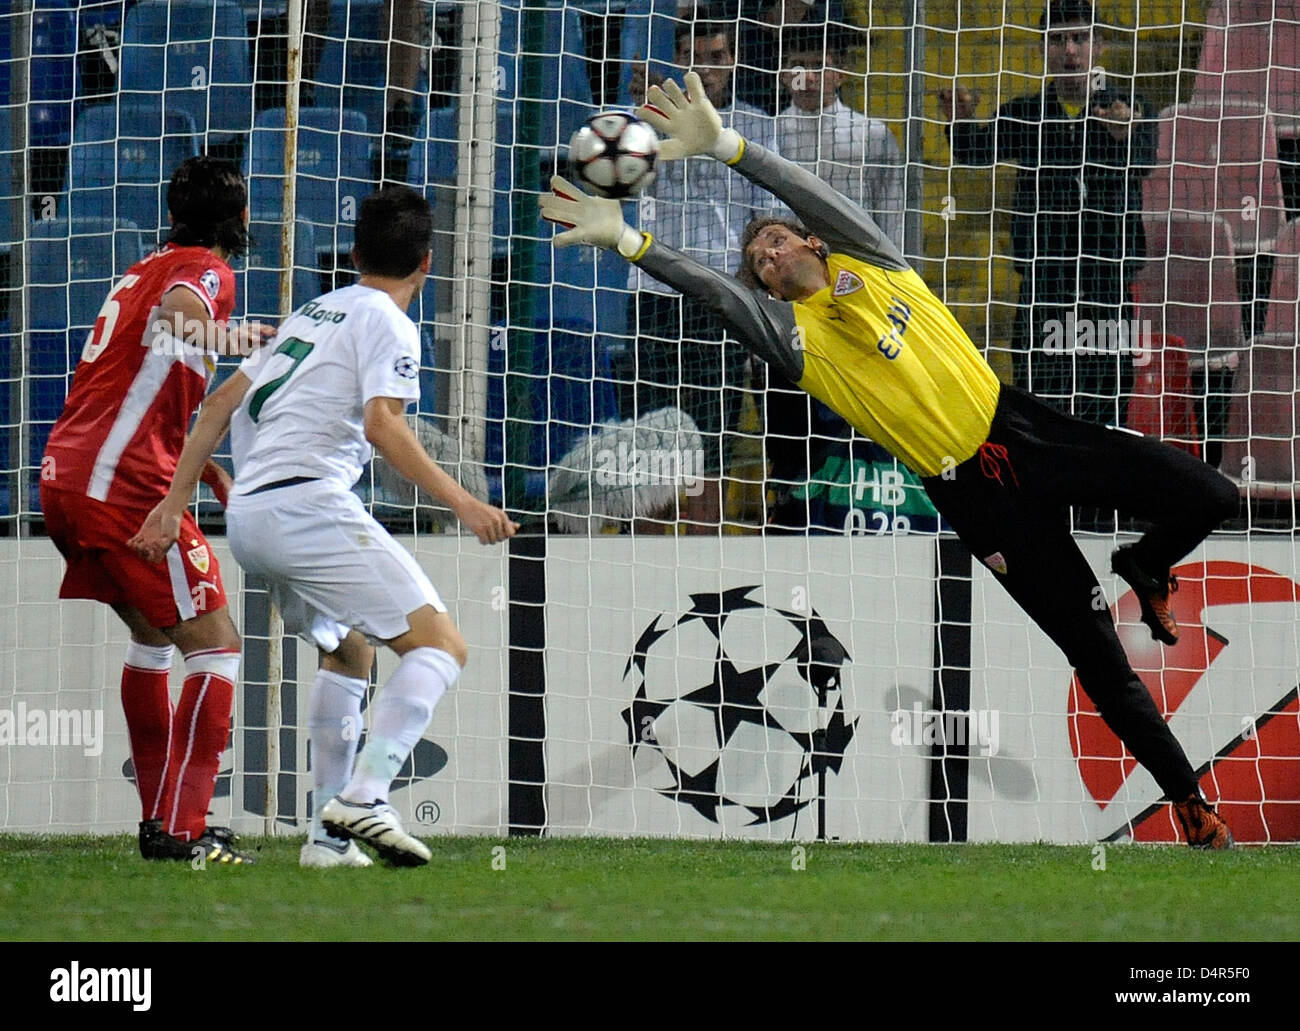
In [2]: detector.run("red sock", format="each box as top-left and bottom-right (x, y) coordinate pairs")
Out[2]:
(120, 642), (176, 822)
(165, 650), (239, 842)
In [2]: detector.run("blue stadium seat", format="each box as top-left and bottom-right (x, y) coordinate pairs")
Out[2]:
(497, 2), (595, 259)
(0, 325), (11, 512)
(497, 0), (595, 148)
(65, 100), (201, 241)
(534, 228), (629, 337)
(0, 112), (9, 502)
(119, 0), (254, 144)
(407, 105), (458, 188)
(615, 0), (681, 108)
(480, 321), (618, 504)
(26, 216), (147, 491)
(406, 106), (455, 336)
(312, 0), (429, 137)
(408, 102), (556, 261)
(0, 2), (78, 148)
(239, 217), (321, 322)
(30, 1), (77, 149)
(244, 107), (370, 260)
(0, 103), (13, 247)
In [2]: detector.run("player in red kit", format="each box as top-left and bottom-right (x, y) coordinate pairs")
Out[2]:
(40, 156), (274, 864)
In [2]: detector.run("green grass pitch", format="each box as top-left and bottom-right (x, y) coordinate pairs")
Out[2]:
(1, 835), (1296, 942)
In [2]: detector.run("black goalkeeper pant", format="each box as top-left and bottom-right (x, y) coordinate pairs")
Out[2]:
(921, 384), (1240, 801)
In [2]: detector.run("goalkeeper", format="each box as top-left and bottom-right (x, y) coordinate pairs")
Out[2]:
(541, 73), (1240, 849)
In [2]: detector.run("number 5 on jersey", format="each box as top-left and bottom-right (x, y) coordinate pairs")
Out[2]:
(249, 336), (315, 422)
(81, 274), (141, 363)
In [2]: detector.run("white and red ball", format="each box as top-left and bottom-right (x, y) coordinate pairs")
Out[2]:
(568, 112), (659, 200)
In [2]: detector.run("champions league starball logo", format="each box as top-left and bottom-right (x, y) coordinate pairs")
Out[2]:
(621, 587), (856, 831)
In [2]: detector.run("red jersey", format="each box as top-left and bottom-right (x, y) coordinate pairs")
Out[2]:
(42, 244), (236, 510)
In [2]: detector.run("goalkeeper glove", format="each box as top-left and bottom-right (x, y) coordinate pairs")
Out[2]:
(636, 71), (743, 164)
(539, 175), (647, 258)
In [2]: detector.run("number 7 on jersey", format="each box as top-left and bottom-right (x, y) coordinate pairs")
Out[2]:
(248, 336), (315, 422)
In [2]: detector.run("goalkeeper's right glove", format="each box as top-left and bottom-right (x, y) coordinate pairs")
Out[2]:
(539, 175), (648, 258)
(636, 71), (743, 164)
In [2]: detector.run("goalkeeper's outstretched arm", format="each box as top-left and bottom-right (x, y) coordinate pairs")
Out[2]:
(540, 174), (804, 384)
(636, 74), (909, 275)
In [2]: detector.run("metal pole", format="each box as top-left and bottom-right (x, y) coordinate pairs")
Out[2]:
(903, 0), (925, 263)
(264, 0), (304, 837)
(11, 2), (31, 530)
(451, 1), (499, 480)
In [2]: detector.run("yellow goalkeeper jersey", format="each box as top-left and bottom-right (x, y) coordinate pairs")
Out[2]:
(633, 140), (1001, 479)
(793, 252), (1001, 477)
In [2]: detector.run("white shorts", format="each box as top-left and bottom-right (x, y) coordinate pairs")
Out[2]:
(226, 479), (445, 651)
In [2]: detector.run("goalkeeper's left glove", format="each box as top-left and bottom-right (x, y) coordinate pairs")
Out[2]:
(539, 175), (647, 258)
(636, 71), (743, 164)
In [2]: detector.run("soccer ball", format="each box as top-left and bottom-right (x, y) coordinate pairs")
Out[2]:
(621, 587), (856, 831)
(568, 112), (659, 199)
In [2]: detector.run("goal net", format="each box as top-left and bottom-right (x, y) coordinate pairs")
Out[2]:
(1, 0), (1297, 845)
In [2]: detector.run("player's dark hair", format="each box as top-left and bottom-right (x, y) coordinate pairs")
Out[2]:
(674, 14), (737, 55)
(1040, 0), (1094, 30)
(780, 22), (864, 64)
(166, 155), (249, 258)
(353, 185), (433, 278)
(737, 216), (829, 289)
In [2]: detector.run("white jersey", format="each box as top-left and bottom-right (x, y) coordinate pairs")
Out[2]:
(230, 283), (420, 494)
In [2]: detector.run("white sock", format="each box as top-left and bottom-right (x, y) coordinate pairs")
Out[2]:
(344, 647), (460, 805)
(308, 669), (367, 842)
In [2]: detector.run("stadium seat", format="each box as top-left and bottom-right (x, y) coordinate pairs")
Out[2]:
(534, 223), (630, 338)
(497, 0), (595, 152)
(1261, 216), (1300, 338)
(1126, 332), (1201, 457)
(29, 1), (77, 149)
(405, 105), (458, 335)
(245, 107), (370, 260)
(25, 217), (147, 492)
(1132, 212), (1245, 358)
(118, 0), (254, 145)
(1144, 100), (1286, 254)
(1, 112), (10, 499)
(239, 217), (321, 322)
(406, 102), (532, 261)
(0, 101), (12, 246)
(1219, 332), (1300, 493)
(1219, 217), (1300, 493)
(408, 105), (458, 188)
(1194, 0), (1300, 138)
(615, 0), (682, 108)
(0, 324), (10, 513)
(496, 0), (596, 260)
(311, 0), (429, 137)
(65, 100), (201, 242)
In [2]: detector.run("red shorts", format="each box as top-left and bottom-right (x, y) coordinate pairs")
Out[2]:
(41, 484), (228, 629)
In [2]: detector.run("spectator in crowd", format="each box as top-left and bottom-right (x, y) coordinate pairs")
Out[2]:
(940, 0), (1154, 429)
(766, 21), (904, 531)
(734, 0), (846, 115)
(625, 16), (778, 531)
(776, 23), (902, 242)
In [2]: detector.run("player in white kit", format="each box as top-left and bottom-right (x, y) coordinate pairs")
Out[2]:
(132, 186), (518, 867)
